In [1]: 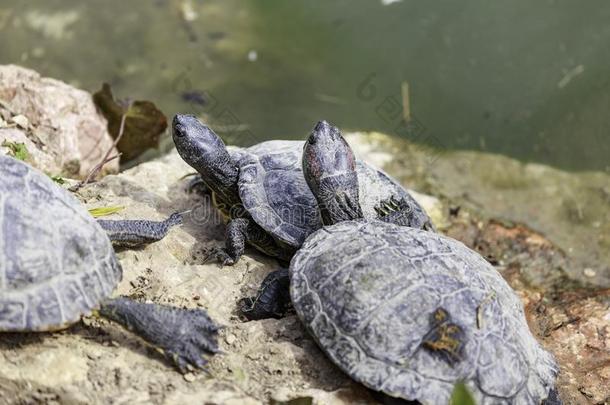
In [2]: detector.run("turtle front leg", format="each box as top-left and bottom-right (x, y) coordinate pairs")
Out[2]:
(542, 388), (562, 405)
(97, 212), (184, 248)
(375, 196), (415, 226)
(99, 297), (220, 372)
(239, 268), (291, 320)
(212, 217), (287, 265)
(184, 173), (210, 196)
(376, 196), (435, 231)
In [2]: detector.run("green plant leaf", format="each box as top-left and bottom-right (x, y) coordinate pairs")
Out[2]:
(88, 206), (125, 218)
(93, 83), (167, 162)
(450, 382), (476, 405)
(48, 174), (66, 184)
(2, 140), (30, 161)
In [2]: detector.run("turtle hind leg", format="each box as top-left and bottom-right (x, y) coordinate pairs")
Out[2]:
(99, 297), (220, 372)
(97, 212), (185, 248)
(239, 268), (291, 320)
(542, 388), (563, 405)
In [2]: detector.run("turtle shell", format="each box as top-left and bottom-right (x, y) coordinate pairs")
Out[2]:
(238, 141), (321, 248)
(290, 220), (558, 404)
(238, 140), (431, 248)
(0, 156), (121, 331)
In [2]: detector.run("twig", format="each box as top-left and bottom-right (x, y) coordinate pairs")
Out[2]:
(401, 81), (411, 122)
(0, 98), (17, 115)
(69, 104), (131, 192)
(71, 152), (122, 190)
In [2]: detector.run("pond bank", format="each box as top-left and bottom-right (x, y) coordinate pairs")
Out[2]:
(0, 149), (606, 404)
(0, 68), (608, 404)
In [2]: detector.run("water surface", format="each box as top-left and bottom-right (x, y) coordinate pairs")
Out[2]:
(0, 0), (609, 171)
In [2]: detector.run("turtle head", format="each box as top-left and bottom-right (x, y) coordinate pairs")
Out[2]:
(172, 114), (238, 201)
(303, 120), (363, 225)
(172, 114), (227, 166)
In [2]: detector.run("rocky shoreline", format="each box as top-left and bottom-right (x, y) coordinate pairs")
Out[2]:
(0, 66), (608, 404)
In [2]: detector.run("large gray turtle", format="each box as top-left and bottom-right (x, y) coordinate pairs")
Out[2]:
(0, 155), (219, 371)
(287, 127), (560, 404)
(172, 115), (432, 266)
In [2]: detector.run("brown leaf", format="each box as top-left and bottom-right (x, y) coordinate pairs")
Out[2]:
(93, 83), (167, 161)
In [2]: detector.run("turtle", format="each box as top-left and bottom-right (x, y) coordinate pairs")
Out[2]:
(260, 127), (560, 403)
(171, 115), (433, 266)
(0, 155), (219, 372)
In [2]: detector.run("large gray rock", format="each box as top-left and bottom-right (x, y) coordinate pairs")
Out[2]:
(0, 64), (118, 178)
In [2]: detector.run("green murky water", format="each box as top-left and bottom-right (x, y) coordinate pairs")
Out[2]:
(0, 0), (609, 171)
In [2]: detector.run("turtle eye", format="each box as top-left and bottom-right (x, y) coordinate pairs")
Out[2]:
(174, 124), (186, 137)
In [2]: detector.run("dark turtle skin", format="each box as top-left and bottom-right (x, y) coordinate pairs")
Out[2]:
(234, 122), (433, 320)
(0, 155), (219, 372)
(239, 127), (561, 402)
(172, 115), (433, 267)
(292, 221), (559, 404)
(239, 137), (433, 248)
(286, 127), (560, 404)
(97, 212), (185, 248)
(172, 114), (289, 264)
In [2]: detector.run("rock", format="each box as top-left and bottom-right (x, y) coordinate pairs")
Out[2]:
(9, 114), (29, 128)
(0, 150), (358, 404)
(1, 131), (607, 404)
(225, 333), (237, 346)
(541, 294), (610, 404)
(164, 385), (262, 405)
(0, 64), (118, 178)
(271, 387), (376, 405)
(182, 373), (197, 383)
(405, 189), (447, 229)
(583, 268), (597, 278)
(1, 346), (89, 387)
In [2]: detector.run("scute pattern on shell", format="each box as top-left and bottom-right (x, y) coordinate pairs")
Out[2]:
(239, 141), (322, 247)
(0, 156), (121, 331)
(238, 141), (431, 248)
(290, 220), (558, 404)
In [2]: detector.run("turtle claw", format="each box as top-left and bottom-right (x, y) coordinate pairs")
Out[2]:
(204, 246), (237, 267)
(99, 298), (220, 373)
(169, 338), (215, 373)
(162, 310), (221, 373)
(238, 296), (263, 320)
(220, 255), (235, 266)
(172, 348), (208, 374)
(238, 268), (291, 321)
(375, 196), (408, 218)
